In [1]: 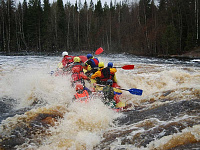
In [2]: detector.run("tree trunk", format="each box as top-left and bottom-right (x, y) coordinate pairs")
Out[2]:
(21, 8), (28, 51)
(109, 13), (111, 50)
(67, 11), (70, 49)
(178, 4), (182, 54)
(7, 0), (11, 54)
(195, 0), (199, 45)
(78, 13), (80, 50)
(15, 11), (20, 52)
(1, 2), (6, 53)
(38, 20), (41, 53)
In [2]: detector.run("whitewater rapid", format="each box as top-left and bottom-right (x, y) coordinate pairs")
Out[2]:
(0, 55), (199, 150)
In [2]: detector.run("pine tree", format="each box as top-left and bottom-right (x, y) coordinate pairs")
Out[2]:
(56, 0), (67, 50)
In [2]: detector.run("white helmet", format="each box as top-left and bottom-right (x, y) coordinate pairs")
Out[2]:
(62, 51), (68, 57)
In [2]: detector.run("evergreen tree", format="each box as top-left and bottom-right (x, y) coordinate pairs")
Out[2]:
(56, 0), (67, 50)
(0, 0), (199, 56)
(43, 0), (52, 52)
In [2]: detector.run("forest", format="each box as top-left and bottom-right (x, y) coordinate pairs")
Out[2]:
(0, 0), (199, 56)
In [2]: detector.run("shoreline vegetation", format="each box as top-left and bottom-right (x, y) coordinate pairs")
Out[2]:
(0, 47), (199, 59)
(158, 47), (200, 59)
(0, 0), (199, 58)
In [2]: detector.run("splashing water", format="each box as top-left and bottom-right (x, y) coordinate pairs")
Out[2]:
(0, 55), (199, 150)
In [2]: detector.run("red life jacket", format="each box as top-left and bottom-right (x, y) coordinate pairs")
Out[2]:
(71, 73), (82, 82)
(74, 90), (89, 103)
(91, 58), (99, 67)
(71, 72), (87, 81)
(62, 55), (74, 66)
(114, 94), (120, 103)
(86, 58), (99, 68)
(71, 64), (83, 72)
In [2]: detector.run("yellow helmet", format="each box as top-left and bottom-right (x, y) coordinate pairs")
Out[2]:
(73, 57), (81, 63)
(87, 65), (92, 71)
(98, 62), (104, 68)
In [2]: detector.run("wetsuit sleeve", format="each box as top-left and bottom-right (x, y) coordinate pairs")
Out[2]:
(85, 60), (92, 66)
(91, 70), (101, 79)
(113, 74), (117, 83)
(110, 68), (117, 73)
(80, 73), (89, 80)
(84, 87), (92, 95)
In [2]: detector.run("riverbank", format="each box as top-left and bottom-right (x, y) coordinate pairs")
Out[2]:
(170, 47), (200, 59)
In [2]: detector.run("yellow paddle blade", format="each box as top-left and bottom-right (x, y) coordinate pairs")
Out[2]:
(113, 88), (122, 93)
(87, 65), (92, 71)
(95, 86), (103, 92)
(90, 79), (96, 84)
(57, 62), (63, 69)
(116, 101), (126, 108)
(83, 69), (87, 73)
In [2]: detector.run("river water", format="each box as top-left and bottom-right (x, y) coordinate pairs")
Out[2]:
(0, 54), (200, 150)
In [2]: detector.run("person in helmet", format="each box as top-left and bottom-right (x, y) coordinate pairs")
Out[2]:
(68, 56), (84, 72)
(102, 79), (116, 108)
(84, 54), (99, 74)
(107, 62), (118, 84)
(72, 83), (90, 103)
(71, 66), (89, 88)
(107, 62), (113, 68)
(102, 79), (122, 108)
(61, 51), (74, 68)
(73, 56), (81, 63)
(91, 62), (117, 85)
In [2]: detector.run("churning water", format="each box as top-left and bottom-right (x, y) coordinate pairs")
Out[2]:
(0, 54), (200, 150)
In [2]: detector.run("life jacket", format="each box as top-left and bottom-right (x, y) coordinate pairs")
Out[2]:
(88, 58), (99, 68)
(71, 64), (84, 72)
(103, 86), (114, 100)
(74, 90), (89, 103)
(71, 73), (85, 86)
(71, 73), (81, 82)
(62, 55), (74, 66)
(114, 94), (120, 103)
(100, 68), (113, 82)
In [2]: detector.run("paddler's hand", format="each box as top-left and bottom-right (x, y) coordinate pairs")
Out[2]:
(89, 74), (93, 78)
(93, 83), (97, 88)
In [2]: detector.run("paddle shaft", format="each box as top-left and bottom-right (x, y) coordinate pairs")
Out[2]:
(93, 65), (134, 70)
(119, 88), (129, 91)
(120, 88), (143, 96)
(95, 84), (142, 96)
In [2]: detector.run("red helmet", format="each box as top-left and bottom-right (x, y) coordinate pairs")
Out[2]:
(72, 67), (81, 73)
(75, 83), (83, 91)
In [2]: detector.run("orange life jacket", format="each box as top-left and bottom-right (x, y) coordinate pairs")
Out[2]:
(74, 90), (89, 103)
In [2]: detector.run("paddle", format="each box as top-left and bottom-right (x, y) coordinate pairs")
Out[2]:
(95, 47), (104, 55)
(94, 65), (134, 70)
(57, 62), (63, 69)
(78, 48), (104, 64)
(120, 88), (143, 96)
(115, 65), (134, 70)
(95, 84), (143, 96)
(116, 101), (126, 108)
